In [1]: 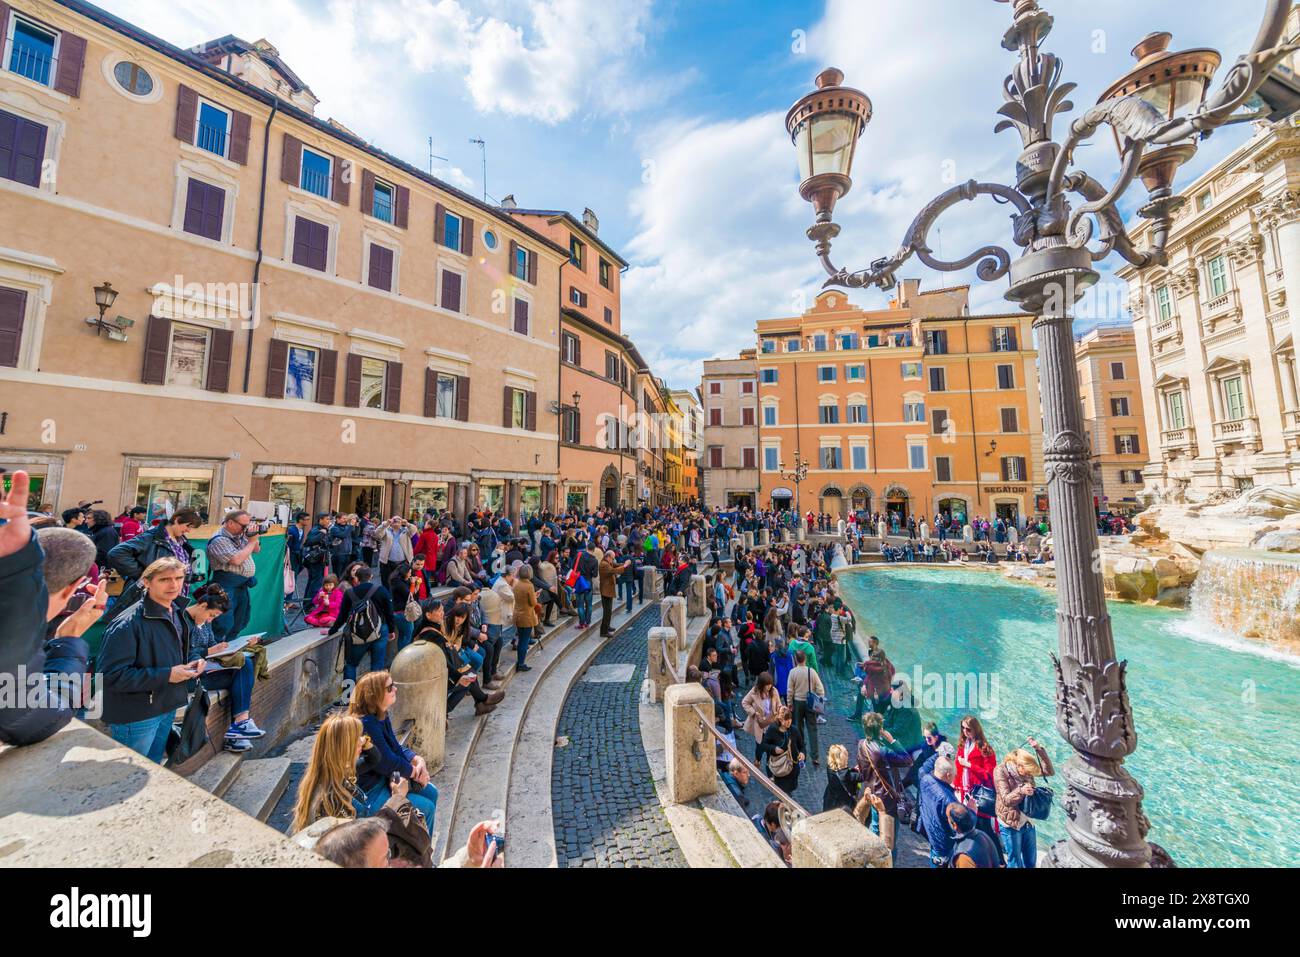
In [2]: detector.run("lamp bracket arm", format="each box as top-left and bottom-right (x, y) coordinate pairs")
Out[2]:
(1062, 171), (1162, 267)
(824, 180), (1029, 291)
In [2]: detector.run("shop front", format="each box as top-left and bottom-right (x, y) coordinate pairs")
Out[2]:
(0, 450), (63, 512)
(521, 483), (543, 519)
(937, 497), (969, 525)
(410, 482), (450, 521)
(883, 483), (910, 527)
(478, 480), (505, 514)
(983, 485), (1030, 529)
(338, 478), (385, 517)
(124, 457), (227, 525)
(764, 488), (788, 512)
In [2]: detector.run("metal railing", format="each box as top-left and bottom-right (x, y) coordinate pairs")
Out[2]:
(300, 166), (332, 199)
(656, 639), (810, 835)
(196, 123), (229, 158)
(8, 43), (54, 86)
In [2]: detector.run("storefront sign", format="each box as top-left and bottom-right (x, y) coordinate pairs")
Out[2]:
(982, 486), (1028, 494)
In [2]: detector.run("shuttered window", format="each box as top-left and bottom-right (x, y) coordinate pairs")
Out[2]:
(368, 244), (394, 292)
(0, 108), (46, 188)
(440, 269), (462, 312)
(935, 457), (952, 483)
(1001, 408), (1019, 433)
(997, 364), (1015, 390)
(0, 286), (27, 367)
(709, 447), (723, 468)
(292, 216), (330, 272)
(182, 179), (225, 241)
(513, 298), (530, 335)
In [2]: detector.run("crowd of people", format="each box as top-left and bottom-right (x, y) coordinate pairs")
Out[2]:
(686, 538), (1057, 868)
(0, 469), (1058, 869)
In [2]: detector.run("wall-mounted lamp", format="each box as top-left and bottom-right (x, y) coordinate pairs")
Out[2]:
(85, 282), (134, 341)
(549, 391), (582, 415)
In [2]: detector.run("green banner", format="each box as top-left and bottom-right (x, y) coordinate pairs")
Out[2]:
(85, 531), (289, 661)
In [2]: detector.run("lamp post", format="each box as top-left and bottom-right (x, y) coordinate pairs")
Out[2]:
(786, 0), (1300, 867)
(778, 454), (810, 524)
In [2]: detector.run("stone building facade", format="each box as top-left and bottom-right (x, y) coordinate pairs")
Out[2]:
(1075, 326), (1149, 516)
(753, 283), (1044, 528)
(700, 352), (759, 510)
(0, 0), (571, 521)
(1119, 121), (1300, 497)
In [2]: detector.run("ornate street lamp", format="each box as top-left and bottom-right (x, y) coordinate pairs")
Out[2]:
(787, 0), (1300, 867)
(85, 281), (134, 340)
(778, 454), (810, 523)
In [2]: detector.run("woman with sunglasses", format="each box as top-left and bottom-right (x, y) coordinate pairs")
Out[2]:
(347, 671), (437, 835)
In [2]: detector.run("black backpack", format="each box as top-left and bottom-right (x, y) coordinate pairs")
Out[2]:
(344, 584), (382, 645)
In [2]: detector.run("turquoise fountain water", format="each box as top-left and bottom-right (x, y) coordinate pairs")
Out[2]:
(838, 566), (1300, 867)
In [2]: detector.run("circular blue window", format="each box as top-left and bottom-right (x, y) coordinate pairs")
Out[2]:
(483, 229), (499, 251)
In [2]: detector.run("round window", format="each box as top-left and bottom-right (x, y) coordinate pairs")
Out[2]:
(483, 229), (499, 251)
(113, 61), (154, 97)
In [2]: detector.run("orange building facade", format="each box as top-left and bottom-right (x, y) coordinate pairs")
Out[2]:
(754, 282), (1045, 529)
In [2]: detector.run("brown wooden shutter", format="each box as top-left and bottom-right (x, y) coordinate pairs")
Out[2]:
(316, 348), (338, 405)
(174, 85), (199, 143)
(526, 391), (537, 432)
(1017, 457), (1027, 480)
(394, 185), (410, 229)
(0, 286), (26, 368)
(508, 239), (519, 276)
(333, 157), (351, 206)
(435, 203), (446, 246)
(423, 368), (438, 418)
(384, 361), (402, 413)
(344, 353), (363, 408)
(280, 133), (301, 185)
(141, 316), (171, 385)
(53, 31), (87, 97)
(265, 337), (289, 398)
(1130, 436), (1140, 455)
(527, 250), (538, 285)
(1000, 458), (1009, 481)
(360, 169), (375, 217)
(0, 7), (10, 60)
(206, 329), (233, 392)
(455, 376), (470, 421)
(1008, 327), (1018, 351)
(228, 110), (252, 165)
(990, 327), (998, 352)
(503, 386), (514, 428)
(574, 336), (582, 367)
(461, 217), (474, 256)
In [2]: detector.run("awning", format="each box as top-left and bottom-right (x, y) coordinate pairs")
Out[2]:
(771, 487), (794, 499)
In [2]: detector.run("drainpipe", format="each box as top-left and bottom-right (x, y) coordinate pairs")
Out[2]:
(556, 259), (565, 513)
(243, 97), (279, 394)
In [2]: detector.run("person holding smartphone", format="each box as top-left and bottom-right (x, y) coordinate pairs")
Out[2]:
(99, 557), (204, 763)
(347, 671), (438, 836)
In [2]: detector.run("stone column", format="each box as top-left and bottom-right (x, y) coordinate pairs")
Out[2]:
(663, 683), (716, 803)
(1273, 198), (1300, 356)
(388, 638), (448, 774)
(313, 478), (334, 514)
(757, 528), (770, 547)
(742, 531), (755, 550)
(1035, 290), (1153, 868)
(641, 565), (663, 601)
(660, 596), (687, 651)
(647, 628), (677, 703)
(507, 480), (522, 526)
(688, 574), (707, 617)
(791, 811), (891, 869)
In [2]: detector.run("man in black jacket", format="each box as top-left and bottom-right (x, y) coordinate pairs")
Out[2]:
(302, 512), (333, 605)
(107, 509), (200, 610)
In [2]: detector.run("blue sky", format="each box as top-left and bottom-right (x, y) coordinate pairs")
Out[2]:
(101, 0), (1268, 387)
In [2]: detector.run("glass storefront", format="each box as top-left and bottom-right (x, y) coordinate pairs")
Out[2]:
(937, 498), (968, 525)
(135, 468), (213, 524)
(478, 482), (504, 513)
(3, 471), (47, 509)
(410, 483), (449, 522)
(339, 481), (384, 518)
(269, 477), (308, 515)
(521, 484), (542, 518)
(566, 488), (589, 512)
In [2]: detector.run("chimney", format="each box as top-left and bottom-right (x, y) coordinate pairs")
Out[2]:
(582, 207), (599, 234)
(899, 278), (922, 306)
(500, 194), (518, 210)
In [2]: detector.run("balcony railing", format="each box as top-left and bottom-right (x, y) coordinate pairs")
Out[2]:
(195, 123), (229, 158)
(1200, 289), (1242, 336)
(1212, 416), (1260, 447)
(7, 43), (54, 86)
(1161, 427), (1195, 452)
(299, 167), (332, 200)
(1151, 317), (1181, 343)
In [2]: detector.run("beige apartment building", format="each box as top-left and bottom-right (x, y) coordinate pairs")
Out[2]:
(700, 352), (759, 510)
(0, 0), (568, 522)
(1119, 120), (1300, 497)
(1075, 326), (1149, 516)
(506, 202), (640, 512)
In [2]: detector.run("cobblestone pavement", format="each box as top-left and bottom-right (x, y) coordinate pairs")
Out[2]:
(726, 640), (930, 868)
(551, 603), (688, 869)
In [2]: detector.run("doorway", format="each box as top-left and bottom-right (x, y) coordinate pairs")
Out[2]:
(338, 481), (384, 518)
(995, 501), (1020, 527)
(938, 497), (968, 525)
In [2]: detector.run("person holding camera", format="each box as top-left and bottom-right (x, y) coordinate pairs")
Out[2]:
(206, 509), (262, 644)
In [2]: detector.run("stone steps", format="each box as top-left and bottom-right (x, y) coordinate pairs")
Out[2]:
(428, 610), (598, 862)
(436, 601), (651, 865)
(188, 751), (243, 799)
(223, 757), (292, 822)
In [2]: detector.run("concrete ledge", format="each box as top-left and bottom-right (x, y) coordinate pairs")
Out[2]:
(0, 721), (329, 868)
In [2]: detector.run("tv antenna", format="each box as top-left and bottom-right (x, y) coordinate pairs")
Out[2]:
(428, 137), (448, 175)
(469, 138), (487, 202)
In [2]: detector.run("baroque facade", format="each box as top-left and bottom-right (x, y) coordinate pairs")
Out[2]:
(699, 352), (759, 510)
(1119, 121), (1300, 496)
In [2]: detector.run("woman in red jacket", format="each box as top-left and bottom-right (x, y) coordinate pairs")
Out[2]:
(953, 714), (997, 803)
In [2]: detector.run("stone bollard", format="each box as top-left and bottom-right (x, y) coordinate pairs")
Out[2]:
(796, 526), (807, 542)
(688, 574), (707, 617)
(641, 565), (663, 602)
(757, 528), (770, 547)
(661, 595), (687, 651)
(743, 531), (755, 550)
(663, 682), (717, 803)
(647, 628), (678, 703)
(780, 528), (791, 543)
(791, 810), (892, 868)
(388, 638), (448, 774)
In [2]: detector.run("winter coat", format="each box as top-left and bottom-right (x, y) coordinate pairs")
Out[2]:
(99, 595), (193, 725)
